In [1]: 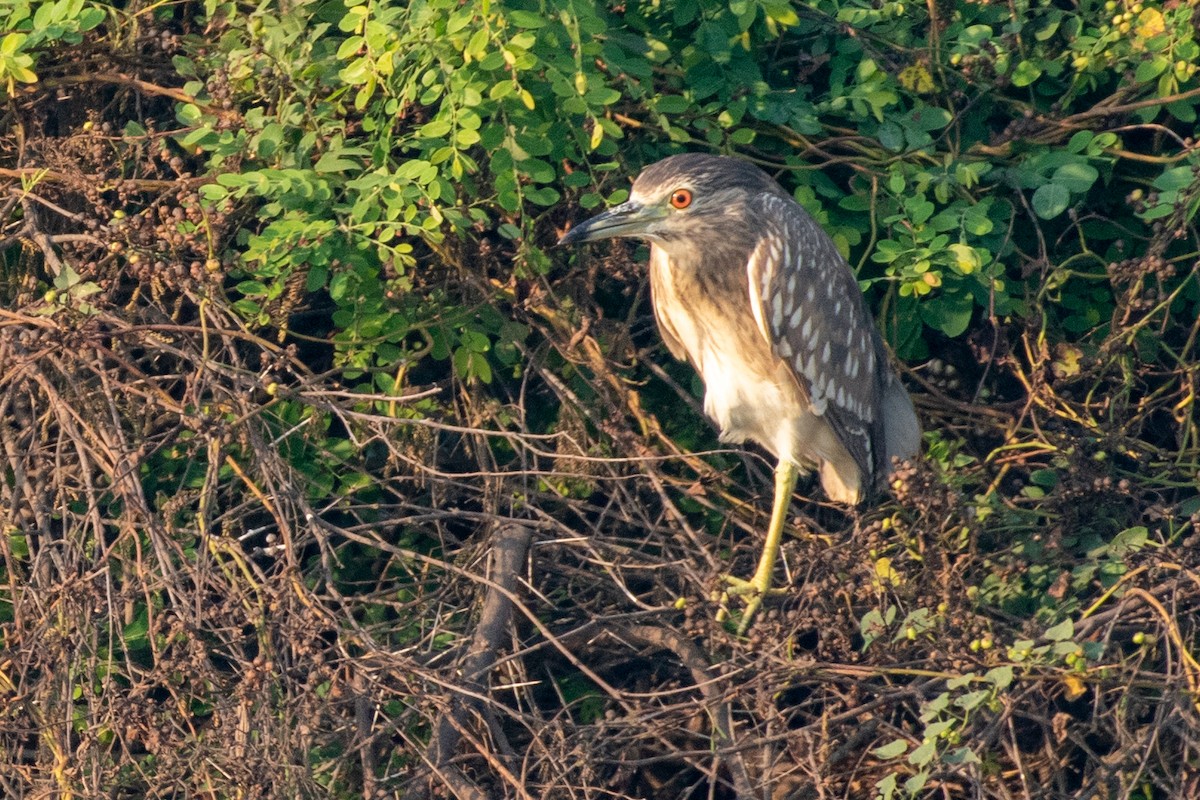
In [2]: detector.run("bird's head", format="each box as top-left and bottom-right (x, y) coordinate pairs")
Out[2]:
(558, 154), (784, 257)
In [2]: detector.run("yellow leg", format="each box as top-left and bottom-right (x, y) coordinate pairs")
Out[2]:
(717, 459), (798, 635)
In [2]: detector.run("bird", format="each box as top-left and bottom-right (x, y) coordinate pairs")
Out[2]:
(558, 153), (921, 633)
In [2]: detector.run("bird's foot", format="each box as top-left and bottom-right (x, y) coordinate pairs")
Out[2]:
(715, 576), (786, 635)
(713, 460), (798, 636)
(720, 574), (787, 595)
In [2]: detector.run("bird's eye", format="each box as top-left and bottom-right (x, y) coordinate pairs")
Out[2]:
(669, 189), (693, 209)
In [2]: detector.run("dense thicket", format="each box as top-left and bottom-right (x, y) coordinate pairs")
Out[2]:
(2, 0), (1199, 797)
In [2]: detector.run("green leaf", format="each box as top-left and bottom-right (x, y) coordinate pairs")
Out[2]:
(123, 610), (149, 645)
(1052, 163), (1098, 193)
(919, 289), (973, 337)
(1108, 526), (1148, 557)
(859, 608), (889, 649)
(340, 56), (371, 84)
(944, 746), (981, 765)
(473, 355), (493, 383)
(872, 739), (909, 759)
(985, 665), (1014, 689)
(507, 10), (546, 28)
(0, 33), (27, 56)
(1032, 183), (1070, 219)
(954, 690), (990, 711)
(654, 95), (690, 114)
(78, 6), (105, 30)
(1011, 60), (1042, 87)
(1167, 99), (1198, 123)
(728, 128), (755, 145)
(1181, 496), (1200, 517)
(904, 105), (952, 132)
(946, 673), (976, 690)
(1066, 131), (1093, 154)
(908, 740), (936, 767)
(460, 329), (490, 353)
(1135, 56), (1169, 84)
(1034, 17), (1060, 41)
(878, 121), (905, 151)
(314, 152), (360, 173)
(177, 103), (203, 124)
(947, 243), (981, 274)
(1153, 167), (1195, 192)
(1045, 618), (1074, 641)
(904, 772), (929, 795)
(237, 280), (269, 297)
(232, 299), (261, 317)
(336, 35), (364, 59)
(1029, 469), (1059, 488)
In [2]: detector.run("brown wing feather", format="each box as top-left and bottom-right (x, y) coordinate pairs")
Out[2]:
(745, 193), (888, 484)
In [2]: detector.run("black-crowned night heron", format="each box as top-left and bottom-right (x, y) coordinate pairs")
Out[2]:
(559, 153), (920, 632)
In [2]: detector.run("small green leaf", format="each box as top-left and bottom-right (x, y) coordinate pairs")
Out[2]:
(954, 690), (990, 711)
(919, 289), (973, 337)
(507, 10), (546, 28)
(944, 746), (981, 765)
(1032, 183), (1070, 219)
(1011, 60), (1042, 87)
(336, 35), (364, 60)
(1052, 163), (1098, 193)
(1135, 56), (1169, 84)
(1, 33), (28, 57)
(924, 720), (955, 739)
(237, 280), (269, 297)
(232, 299), (262, 317)
(473, 355), (493, 383)
(728, 127), (755, 145)
(8, 532), (30, 558)
(872, 739), (909, 759)
(124, 615), (149, 645)
(908, 740), (936, 766)
(985, 665), (1014, 689)
(78, 6), (105, 30)
(1066, 131), (1093, 154)
(1045, 618), (1074, 641)
(904, 772), (929, 794)
(199, 184), (229, 201)
(946, 673), (976, 690)
(1029, 469), (1059, 488)
(1109, 526), (1148, 557)
(460, 329), (490, 353)
(654, 95), (690, 114)
(1153, 167), (1194, 192)
(1034, 18), (1059, 40)
(948, 243), (980, 274)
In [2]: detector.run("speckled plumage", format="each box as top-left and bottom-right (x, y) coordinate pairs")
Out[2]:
(560, 153), (920, 504)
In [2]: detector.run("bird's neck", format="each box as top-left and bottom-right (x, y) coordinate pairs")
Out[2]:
(649, 242), (752, 325)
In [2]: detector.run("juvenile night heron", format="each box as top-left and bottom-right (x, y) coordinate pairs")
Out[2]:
(559, 153), (921, 632)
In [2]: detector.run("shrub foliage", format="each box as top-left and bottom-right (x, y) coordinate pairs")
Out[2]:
(2, 0), (1200, 797)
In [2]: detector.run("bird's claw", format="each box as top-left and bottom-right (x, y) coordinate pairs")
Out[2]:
(720, 574), (787, 596)
(714, 576), (785, 635)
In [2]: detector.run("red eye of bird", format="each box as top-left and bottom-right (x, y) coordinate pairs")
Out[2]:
(669, 188), (693, 209)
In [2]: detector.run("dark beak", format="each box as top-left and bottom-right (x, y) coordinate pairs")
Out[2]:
(557, 200), (664, 246)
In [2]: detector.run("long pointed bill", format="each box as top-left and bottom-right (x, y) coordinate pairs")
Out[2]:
(557, 200), (666, 246)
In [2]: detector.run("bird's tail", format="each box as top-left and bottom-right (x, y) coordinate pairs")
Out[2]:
(880, 375), (921, 480)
